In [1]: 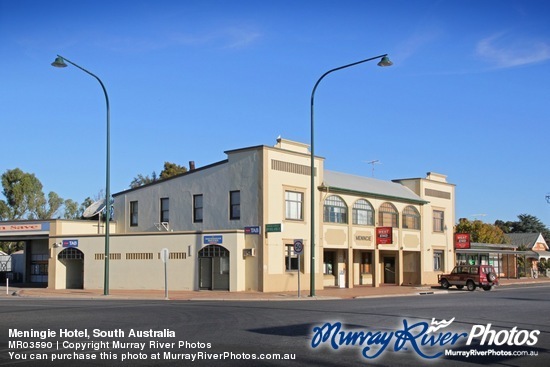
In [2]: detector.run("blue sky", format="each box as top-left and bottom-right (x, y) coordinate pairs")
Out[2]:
(1, 0), (549, 226)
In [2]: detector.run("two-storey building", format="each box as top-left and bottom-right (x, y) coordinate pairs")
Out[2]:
(0, 137), (456, 292)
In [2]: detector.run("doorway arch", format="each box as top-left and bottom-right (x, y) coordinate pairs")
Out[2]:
(58, 248), (84, 289)
(198, 245), (229, 290)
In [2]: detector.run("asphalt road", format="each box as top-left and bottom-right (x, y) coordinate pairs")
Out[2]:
(1, 284), (549, 367)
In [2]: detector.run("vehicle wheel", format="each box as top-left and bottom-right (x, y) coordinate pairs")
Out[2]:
(482, 285), (492, 291)
(440, 279), (450, 289)
(456, 285), (464, 289)
(466, 280), (476, 291)
(487, 272), (496, 282)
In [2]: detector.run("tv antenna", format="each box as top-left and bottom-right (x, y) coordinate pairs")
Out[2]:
(364, 160), (381, 177)
(470, 214), (487, 220)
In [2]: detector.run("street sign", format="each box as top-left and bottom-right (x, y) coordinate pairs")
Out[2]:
(293, 239), (304, 254)
(160, 248), (170, 263)
(266, 223), (282, 233)
(293, 239), (303, 298)
(160, 248), (169, 300)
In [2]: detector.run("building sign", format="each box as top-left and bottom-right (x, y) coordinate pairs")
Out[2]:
(62, 239), (78, 248)
(0, 222), (50, 233)
(355, 234), (372, 242)
(204, 235), (223, 245)
(376, 227), (393, 245)
(454, 233), (471, 249)
(244, 226), (261, 235)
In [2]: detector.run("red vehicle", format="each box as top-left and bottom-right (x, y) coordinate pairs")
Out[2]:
(438, 264), (498, 291)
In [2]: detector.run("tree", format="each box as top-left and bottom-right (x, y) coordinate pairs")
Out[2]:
(455, 218), (507, 244)
(0, 168), (63, 220)
(159, 162), (187, 179)
(129, 162), (188, 188)
(495, 214), (550, 243)
(130, 172), (158, 189)
(63, 199), (81, 219)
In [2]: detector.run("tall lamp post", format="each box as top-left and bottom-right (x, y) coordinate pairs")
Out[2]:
(309, 54), (392, 297)
(51, 55), (111, 296)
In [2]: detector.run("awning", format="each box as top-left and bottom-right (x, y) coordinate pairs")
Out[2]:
(532, 251), (550, 260)
(455, 249), (533, 256)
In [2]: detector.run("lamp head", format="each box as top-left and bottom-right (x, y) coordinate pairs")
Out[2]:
(51, 56), (67, 68)
(377, 56), (393, 67)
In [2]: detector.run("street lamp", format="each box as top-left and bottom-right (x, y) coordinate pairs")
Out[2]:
(51, 55), (111, 296)
(309, 54), (392, 297)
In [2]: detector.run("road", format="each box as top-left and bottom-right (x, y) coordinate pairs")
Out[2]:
(1, 284), (549, 367)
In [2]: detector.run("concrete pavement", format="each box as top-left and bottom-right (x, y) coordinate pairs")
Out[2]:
(2, 277), (549, 301)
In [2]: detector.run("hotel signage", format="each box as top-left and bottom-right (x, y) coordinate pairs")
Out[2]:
(454, 233), (471, 249)
(376, 227), (393, 245)
(204, 235), (223, 245)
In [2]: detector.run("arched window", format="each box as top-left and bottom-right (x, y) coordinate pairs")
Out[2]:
(323, 195), (348, 224)
(402, 205), (421, 230)
(57, 248), (84, 260)
(379, 202), (398, 228)
(352, 199), (374, 225)
(199, 245), (229, 258)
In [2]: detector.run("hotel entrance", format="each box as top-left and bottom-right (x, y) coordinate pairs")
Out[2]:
(198, 245), (230, 290)
(383, 257), (396, 284)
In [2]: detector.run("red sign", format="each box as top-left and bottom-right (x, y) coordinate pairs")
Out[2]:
(376, 227), (393, 245)
(0, 224), (45, 232)
(454, 233), (471, 249)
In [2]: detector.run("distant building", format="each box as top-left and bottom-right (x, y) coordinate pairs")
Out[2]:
(0, 138), (456, 291)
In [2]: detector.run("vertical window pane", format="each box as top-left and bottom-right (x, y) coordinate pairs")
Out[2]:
(379, 202), (398, 228)
(402, 206), (420, 230)
(160, 198), (169, 223)
(353, 199), (374, 225)
(230, 191), (240, 220)
(434, 250), (444, 271)
(285, 191), (303, 220)
(130, 201), (138, 227)
(285, 245), (299, 271)
(194, 194), (203, 223)
(433, 210), (444, 232)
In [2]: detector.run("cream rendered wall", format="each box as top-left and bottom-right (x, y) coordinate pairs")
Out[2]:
(49, 220), (116, 289)
(261, 140), (324, 292)
(322, 192), (422, 287)
(57, 220), (116, 235)
(395, 173), (455, 285)
(51, 231), (246, 291)
(110, 148), (262, 291)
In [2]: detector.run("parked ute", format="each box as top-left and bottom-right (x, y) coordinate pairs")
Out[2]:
(438, 264), (498, 291)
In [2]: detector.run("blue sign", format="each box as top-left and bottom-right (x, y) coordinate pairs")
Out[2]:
(244, 226), (261, 235)
(204, 235), (223, 245)
(62, 239), (78, 248)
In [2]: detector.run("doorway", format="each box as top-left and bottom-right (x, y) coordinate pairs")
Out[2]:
(198, 245), (230, 290)
(57, 248), (84, 289)
(383, 257), (395, 284)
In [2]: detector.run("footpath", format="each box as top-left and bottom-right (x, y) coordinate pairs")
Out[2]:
(1, 277), (549, 301)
